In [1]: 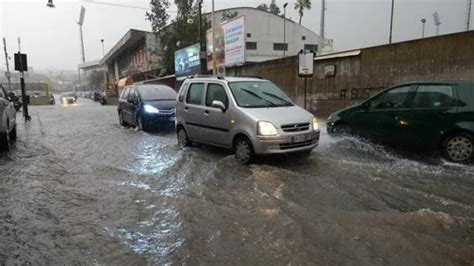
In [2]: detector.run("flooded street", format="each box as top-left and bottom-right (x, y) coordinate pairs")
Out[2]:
(1, 98), (473, 265)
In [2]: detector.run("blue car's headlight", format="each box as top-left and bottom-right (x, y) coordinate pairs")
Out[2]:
(144, 105), (160, 114)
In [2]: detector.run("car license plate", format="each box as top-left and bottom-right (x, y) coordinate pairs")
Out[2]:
(291, 134), (306, 143)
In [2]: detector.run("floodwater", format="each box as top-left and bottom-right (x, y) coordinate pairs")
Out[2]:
(1, 98), (473, 265)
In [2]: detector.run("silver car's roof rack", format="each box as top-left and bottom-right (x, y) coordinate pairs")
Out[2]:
(188, 74), (225, 80)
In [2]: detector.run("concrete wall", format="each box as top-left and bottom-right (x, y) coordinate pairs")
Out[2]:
(228, 31), (474, 116)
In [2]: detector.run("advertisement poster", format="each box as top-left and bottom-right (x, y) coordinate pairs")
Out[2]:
(207, 16), (245, 70)
(174, 43), (201, 77)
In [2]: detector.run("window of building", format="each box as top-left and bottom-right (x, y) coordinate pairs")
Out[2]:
(186, 83), (205, 105)
(247, 33), (252, 38)
(246, 42), (257, 50)
(302, 36), (306, 40)
(273, 43), (288, 51)
(304, 44), (318, 52)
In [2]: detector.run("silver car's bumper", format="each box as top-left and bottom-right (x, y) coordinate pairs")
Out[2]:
(251, 130), (320, 155)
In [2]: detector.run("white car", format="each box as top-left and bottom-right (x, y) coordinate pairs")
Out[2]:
(0, 85), (17, 150)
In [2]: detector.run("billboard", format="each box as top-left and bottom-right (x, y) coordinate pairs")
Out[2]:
(174, 43), (201, 77)
(207, 16), (245, 70)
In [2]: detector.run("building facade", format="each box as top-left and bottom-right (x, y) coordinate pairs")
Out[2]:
(204, 7), (326, 63)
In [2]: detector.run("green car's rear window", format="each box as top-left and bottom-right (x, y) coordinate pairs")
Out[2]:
(457, 85), (474, 107)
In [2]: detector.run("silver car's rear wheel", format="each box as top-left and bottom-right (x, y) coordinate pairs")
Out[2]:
(234, 137), (254, 164)
(0, 128), (11, 151)
(444, 134), (473, 163)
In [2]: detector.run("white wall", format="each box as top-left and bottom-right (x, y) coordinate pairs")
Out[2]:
(206, 7), (322, 63)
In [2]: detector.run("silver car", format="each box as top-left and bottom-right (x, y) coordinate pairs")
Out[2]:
(175, 76), (320, 163)
(0, 85), (17, 151)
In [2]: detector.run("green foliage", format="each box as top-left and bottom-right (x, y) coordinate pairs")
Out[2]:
(221, 10), (239, 21)
(295, 0), (312, 25)
(146, 0), (170, 33)
(87, 70), (103, 87)
(256, 0), (281, 15)
(147, 0), (210, 75)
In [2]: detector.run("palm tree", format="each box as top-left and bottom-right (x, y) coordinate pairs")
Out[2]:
(294, 0), (312, 25)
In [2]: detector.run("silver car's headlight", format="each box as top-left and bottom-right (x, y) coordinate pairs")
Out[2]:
(257, 121), (278, 136)
(312, 117), (319, 131)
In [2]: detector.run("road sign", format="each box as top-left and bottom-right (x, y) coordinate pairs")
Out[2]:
(14, 53), (28, 72)
(298, 51), (314, 77)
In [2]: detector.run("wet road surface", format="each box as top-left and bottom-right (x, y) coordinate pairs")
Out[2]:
(1, 98), (473, 265)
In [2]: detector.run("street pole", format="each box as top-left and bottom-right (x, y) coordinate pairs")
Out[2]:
(467, 0), (472, 31)
(198, 0), (205, 74)
(283, 3), (288, 57)
(101, 39), (105, 57)
(211, 0), (216, 75)
(79, 25), (86, 63)
(421, 18), (426, 38)
(2, 38), (12, 92)
(17, 37), (30, 121)
(389, 0), (395, 44)
(320, 0), (326, 52)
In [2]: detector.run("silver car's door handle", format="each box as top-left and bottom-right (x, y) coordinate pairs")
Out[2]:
(204, 110), (209, 115)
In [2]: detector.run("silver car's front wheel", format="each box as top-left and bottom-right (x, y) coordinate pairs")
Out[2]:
(234, 137), (254, 164)
(444, 134), (473, 163)
(177, 128), (190, 148)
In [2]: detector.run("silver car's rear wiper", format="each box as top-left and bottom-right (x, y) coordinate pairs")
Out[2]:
(240, 88), (276, 106)
(261, 92), (292, 105)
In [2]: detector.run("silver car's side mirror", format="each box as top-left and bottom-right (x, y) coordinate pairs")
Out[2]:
(211, 100), (226, 112)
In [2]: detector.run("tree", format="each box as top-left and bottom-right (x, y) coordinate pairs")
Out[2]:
(256, 0), (280, 16)
(147, 0), (210, 74)
(87, 70), (103, 87)
(146, 0), (170, 33)
(294, 0), (312, 25)
(221, 10), (239, 21)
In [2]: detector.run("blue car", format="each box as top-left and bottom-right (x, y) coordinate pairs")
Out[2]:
(118, 84), (177, 132)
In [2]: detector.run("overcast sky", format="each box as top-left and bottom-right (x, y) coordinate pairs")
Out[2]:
(0, 0), (471, 71)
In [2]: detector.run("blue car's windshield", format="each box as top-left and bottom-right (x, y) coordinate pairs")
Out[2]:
(228, 81), (293, 108)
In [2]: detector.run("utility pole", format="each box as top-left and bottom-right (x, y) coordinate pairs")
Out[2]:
(389, 0), (395, 43)
(283, 5), (286, 57)
(211, 0), (216, 74)
(2, 38), (12, 92)
(320, 0), (326, 52)
(17, 38), (30, 120)
(77, 6), (86, 86)
(198, 0), (205, 74)
(467, 0), (472, 31)
(433, 12), (441, 36)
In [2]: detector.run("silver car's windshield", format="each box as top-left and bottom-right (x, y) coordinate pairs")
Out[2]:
(228, 81), (293, 108)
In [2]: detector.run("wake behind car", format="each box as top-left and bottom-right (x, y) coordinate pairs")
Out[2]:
(59, 92), (76, 104)
(327, 81), (474, 163)
(118, 84), (177, 131)
(0, 85), (17, 151)
(175, 76), (320, 164)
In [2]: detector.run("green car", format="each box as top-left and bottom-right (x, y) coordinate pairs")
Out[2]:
(327, 81), (474, 163)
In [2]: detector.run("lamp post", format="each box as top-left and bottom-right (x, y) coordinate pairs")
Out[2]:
(101, 39), (105, 57)
(283, 2), (288, 57)
(211, 0), (216, 74)
(421, 18), (426, 38)
(389, 0), (395, 43)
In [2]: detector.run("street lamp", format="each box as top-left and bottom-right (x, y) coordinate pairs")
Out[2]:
(101, 39), (105, 57)
(421, 18), (426, 38)
(283, 2), (288, 57)
(389, 0), (395, 43)
(47, 0), (55, 8)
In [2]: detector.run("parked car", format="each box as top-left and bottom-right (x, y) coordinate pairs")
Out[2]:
(327, 81), (474, 163)
(0, 85), (17, 150)
(59, 92), (76, 104)
(175, 76), (320, 164)
(118, 84), (177, 131)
